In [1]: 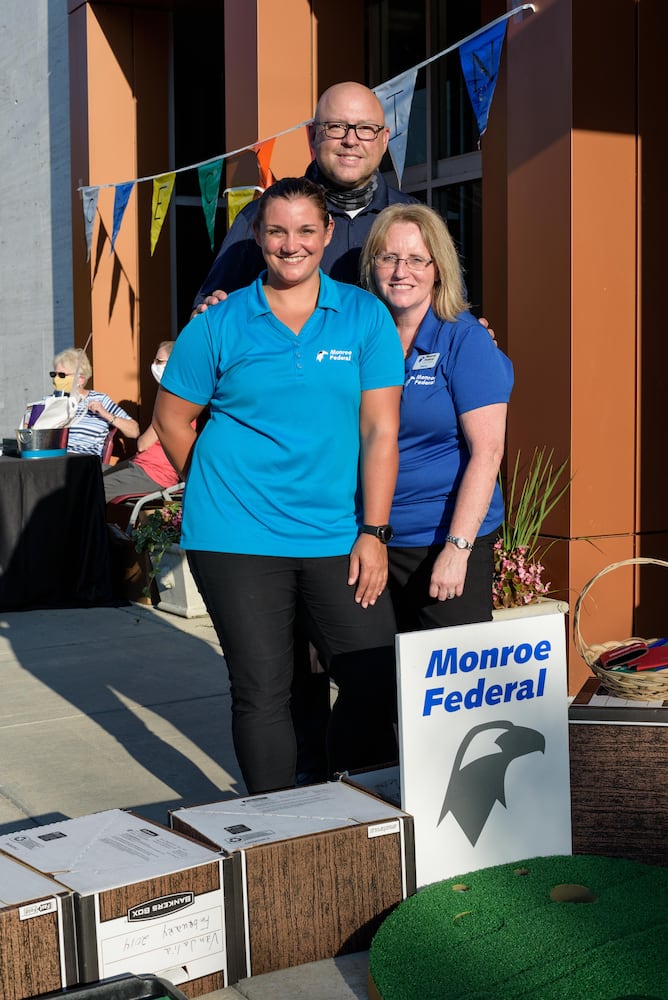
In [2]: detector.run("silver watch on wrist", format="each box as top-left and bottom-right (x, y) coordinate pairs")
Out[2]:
(445, 534), (474, 551)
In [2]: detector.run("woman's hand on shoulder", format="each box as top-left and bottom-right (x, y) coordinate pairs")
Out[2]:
(478, 316), (497, 344)
(190, 290), (228, 319)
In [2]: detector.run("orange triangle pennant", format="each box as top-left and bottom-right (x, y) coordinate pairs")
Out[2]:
(252, 138), (276, 190)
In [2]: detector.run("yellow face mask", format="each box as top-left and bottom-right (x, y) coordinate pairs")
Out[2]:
(51, 372), (74, 394)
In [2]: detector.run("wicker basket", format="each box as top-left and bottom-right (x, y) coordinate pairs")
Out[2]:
(573, 556), (668, 700)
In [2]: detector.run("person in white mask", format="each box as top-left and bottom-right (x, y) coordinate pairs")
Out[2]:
(102, 341), (180, 501)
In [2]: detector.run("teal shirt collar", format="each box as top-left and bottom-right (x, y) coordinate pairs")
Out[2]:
(248, 269), (342, 320)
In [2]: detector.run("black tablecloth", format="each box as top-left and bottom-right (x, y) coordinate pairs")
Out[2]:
(0, 454), (113, 610)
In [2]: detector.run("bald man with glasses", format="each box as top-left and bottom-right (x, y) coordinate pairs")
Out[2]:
(192, 81), (416, 309)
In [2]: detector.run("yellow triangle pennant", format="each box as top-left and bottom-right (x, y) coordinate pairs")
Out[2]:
(150, 172), (176, 256)
(224, 186), (262, 228)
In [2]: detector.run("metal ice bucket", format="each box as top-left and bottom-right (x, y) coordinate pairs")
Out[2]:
(16, 427), (69, 458)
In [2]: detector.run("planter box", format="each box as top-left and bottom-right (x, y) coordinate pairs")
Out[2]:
(153, 545), (208, 618)
(492, 597), (569, 620)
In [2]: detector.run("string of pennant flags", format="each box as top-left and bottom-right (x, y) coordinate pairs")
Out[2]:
(79, 4), (535, 262)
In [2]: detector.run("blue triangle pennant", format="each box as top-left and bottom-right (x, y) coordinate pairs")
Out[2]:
(459, 20), (508, 139)
(110, 181), (135, 255)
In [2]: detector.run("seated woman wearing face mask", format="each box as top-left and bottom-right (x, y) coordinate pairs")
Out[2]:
(102, 342), (181, 501)
(47, 348), (139, 458)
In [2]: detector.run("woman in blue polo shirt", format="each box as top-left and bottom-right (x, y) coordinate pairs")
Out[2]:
(360, 203), (513, 631)
(154, 177), (404, 795)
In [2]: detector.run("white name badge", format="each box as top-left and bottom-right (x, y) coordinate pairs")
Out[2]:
(413, 353), (440, 370)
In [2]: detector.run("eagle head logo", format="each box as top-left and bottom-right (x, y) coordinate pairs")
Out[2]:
(438, 720), (545, 846)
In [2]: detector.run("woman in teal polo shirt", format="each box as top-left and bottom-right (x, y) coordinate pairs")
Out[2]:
(154, 177), (404, 795)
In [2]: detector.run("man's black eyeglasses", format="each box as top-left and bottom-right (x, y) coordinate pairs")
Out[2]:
(315, 121), (385, 142)
(50, 371), (71, 379)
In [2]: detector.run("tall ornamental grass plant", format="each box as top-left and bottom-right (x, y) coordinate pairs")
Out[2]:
(493, 447), (571, 609)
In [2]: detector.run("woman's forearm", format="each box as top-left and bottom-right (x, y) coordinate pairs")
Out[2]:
(359, 387), (401, 524)
(428, 404), (507, 601)
(447, 451), (502, 541)
(153, 423), (197, 478)
(136, 424), (159, 453)
(153, 390), (202, 478)
(361, 430), (398, 525)
(448, 403), (507, 542)
(350, 386), (401, 606)
(111, 414), (140, 439)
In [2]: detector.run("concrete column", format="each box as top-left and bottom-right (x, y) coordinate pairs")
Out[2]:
(0, 0), (73, 439)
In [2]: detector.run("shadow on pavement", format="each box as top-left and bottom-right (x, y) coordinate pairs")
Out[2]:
(0, 604), (244, 834)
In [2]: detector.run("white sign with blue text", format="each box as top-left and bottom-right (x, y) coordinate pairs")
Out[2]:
(396, 614), (571, 888)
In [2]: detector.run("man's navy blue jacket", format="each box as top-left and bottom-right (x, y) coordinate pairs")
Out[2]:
(192, 171), (415, 307)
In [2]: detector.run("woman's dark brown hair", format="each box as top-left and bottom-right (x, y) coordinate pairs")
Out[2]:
(254, 177), (330, 228)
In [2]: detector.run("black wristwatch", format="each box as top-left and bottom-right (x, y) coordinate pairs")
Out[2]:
(360, 524), (394, 544)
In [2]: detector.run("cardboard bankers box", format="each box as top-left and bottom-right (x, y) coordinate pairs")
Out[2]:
(0, 810), (233, 997)
(170, 782), (415, 977)
(0, 853), (77, 999)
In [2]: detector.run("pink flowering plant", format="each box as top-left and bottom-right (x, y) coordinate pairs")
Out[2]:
(493, 540), (550, 608)
(493, 448), (570, 609)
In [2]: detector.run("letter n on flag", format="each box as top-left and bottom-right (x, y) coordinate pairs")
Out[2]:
(459, 20), (507, 139)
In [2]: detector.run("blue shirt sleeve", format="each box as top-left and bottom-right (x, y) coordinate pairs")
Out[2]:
(447, 316), (514, 415)
(161, 311), (222, 406)
(358, 295), (404, 391)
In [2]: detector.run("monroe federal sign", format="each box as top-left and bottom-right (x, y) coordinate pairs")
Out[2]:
(396, 613), (571, 888)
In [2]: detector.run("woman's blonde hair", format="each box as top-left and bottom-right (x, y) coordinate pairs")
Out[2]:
(360, 203), (469, 322)
(53, 348), (92, 384)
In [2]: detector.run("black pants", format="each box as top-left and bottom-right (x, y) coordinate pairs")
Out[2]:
(289, 532), (498, 786)
(187, 551), (398, 794)
(388, 530), (497, 633)
(290, 623), (330, 783)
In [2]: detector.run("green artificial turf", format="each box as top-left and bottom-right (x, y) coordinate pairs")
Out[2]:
(368, 855), (668, 999)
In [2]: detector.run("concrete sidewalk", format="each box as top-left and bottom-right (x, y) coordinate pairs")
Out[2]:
(0, 603), (371, 1000)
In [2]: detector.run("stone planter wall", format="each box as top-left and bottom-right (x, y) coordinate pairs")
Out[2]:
(152, 544), (208, 618)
